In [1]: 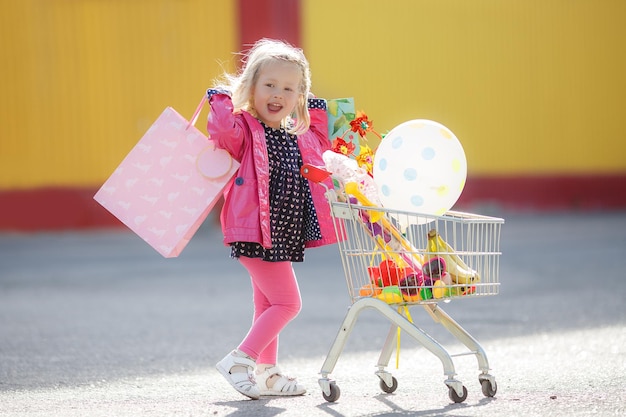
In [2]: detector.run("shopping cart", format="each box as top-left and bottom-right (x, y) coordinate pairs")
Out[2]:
(302, 164), (504, 404)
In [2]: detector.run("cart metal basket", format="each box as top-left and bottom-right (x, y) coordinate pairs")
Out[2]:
(302, 165), (504, 404)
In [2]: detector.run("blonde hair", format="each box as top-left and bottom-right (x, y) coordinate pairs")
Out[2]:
(215, 39), (311, 135)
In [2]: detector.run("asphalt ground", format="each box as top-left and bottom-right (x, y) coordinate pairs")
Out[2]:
(1, 210), (625, 416)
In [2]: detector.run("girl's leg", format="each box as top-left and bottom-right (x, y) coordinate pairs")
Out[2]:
(237, 257), (302, 365)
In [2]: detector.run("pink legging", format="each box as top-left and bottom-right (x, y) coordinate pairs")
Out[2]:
(237, 256), (302, 365)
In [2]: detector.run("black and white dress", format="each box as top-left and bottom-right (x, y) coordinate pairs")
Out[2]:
(230, 122), (322, 262)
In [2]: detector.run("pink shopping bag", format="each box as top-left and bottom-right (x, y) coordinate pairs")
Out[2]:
(94, 97), (239, 257)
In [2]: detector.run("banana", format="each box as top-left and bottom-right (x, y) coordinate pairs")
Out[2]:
(426, 229), (480, 285)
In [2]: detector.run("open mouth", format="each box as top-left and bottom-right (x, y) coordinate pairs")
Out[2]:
(268, 103), (283, 113)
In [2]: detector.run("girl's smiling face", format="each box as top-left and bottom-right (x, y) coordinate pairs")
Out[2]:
(252, 60), (302, 129)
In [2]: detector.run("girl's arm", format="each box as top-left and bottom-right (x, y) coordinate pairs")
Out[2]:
(206, 89), (246, 161)
(306, 97), (331, 151)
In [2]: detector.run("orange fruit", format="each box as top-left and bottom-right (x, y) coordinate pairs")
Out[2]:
(359, 283), (382, 297)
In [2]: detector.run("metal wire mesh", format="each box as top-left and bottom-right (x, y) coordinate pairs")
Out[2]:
(329, 201), (503, 305)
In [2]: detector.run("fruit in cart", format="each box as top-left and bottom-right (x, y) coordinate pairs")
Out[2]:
(422, 257), (454, 298)
(432, 280), (447, 299)
(367, 265), (382, 284)
(359, 283), (382, 297)
(378, 259), (400, 287)
(375, 286), (404, 304)
(461, 285), (477, 295)
(419, 287), (433, 300)
(426, 229), (480, 285)
(419, 276), (434, 300)
(440, 272), (452, 285)
(402, 293), (420, 303)
(423, 257), (446, 278)
(398, 273), (422, 297)
(377, 259), (414, 287)
(443, 284), (477, 297)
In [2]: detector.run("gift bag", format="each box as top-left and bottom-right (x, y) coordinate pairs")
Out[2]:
(327, 97), (356, 145)
(94, 96), (239, 258)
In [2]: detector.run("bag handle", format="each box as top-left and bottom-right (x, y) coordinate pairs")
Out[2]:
(188, 93), (236, 180)
(186, 95), (208, 130)
(196, 143), (234, 180)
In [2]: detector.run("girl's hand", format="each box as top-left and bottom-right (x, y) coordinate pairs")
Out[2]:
(207, 88), (231, 99)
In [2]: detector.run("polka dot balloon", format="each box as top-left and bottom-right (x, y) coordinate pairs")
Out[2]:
(373, 119), (467, 227)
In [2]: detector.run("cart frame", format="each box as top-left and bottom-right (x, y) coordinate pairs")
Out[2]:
(302, 165), (504, 403)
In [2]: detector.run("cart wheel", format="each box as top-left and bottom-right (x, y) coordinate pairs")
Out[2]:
(322, 382), (341, 402)
(480, 378), (497, 397)
(448, 385), (468, 403)
(379, 376), (398, 393)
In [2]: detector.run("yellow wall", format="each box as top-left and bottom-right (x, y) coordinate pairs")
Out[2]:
(303, 0), (626, 175)
(0, 0), (236, 189)
(2, 0), (625, 191)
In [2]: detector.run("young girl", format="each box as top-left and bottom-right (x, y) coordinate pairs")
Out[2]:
(206, 39), (338, 400)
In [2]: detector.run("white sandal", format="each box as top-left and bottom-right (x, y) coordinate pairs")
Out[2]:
(216, 350), (260, 400)
(256, 366), (306, 396)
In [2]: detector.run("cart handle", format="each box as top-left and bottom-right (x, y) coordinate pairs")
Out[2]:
(301, 164), (332, 183)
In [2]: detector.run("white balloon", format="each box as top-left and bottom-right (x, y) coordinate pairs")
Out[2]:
(373, 119), (467, 227)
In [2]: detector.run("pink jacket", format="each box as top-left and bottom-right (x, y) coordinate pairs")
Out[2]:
(206, 92), (339, 249)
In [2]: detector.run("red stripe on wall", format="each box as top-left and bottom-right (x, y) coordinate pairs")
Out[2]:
(0, 187), (120, 231)
(1, 175), (625, 231)
(237, 0), (301, 49)
(457, 174), (626, 211)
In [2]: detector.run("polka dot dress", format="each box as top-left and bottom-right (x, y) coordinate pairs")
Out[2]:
(231, 122), (322, 262)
